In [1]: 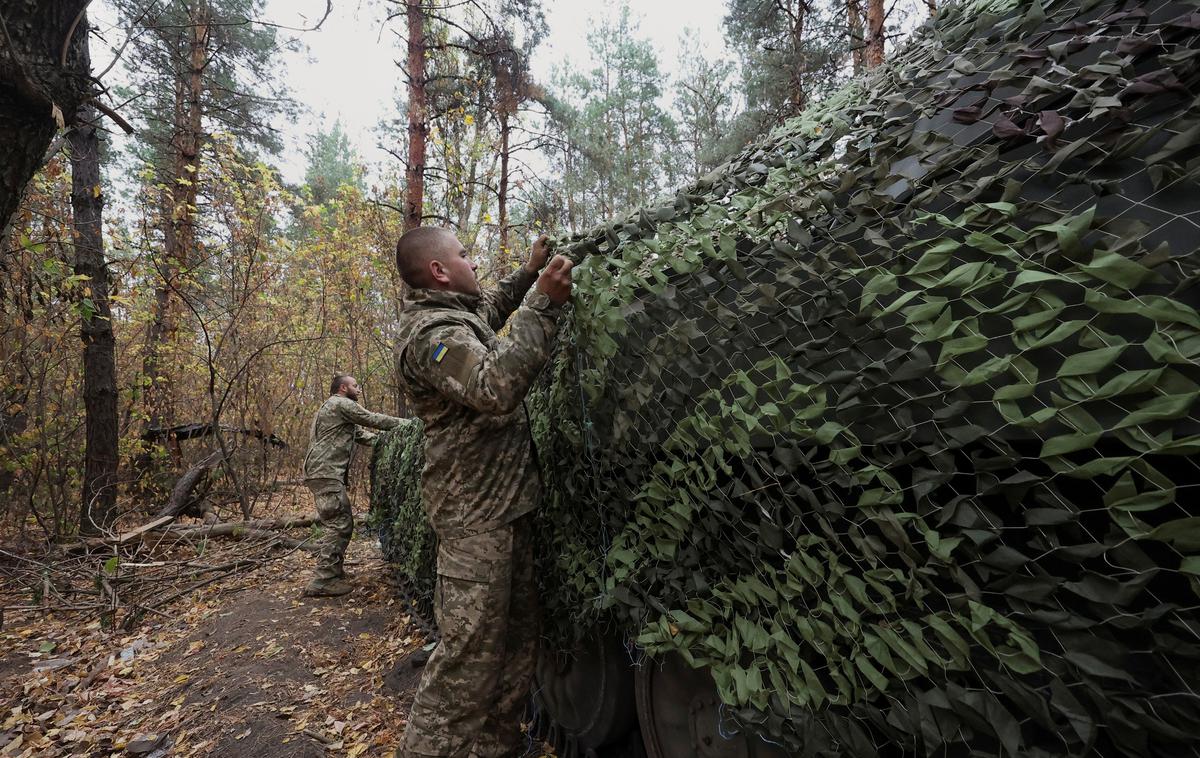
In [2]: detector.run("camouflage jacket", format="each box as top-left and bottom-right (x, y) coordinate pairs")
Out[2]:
(395, 268), (561, 539)
(303, 395), (406, 483)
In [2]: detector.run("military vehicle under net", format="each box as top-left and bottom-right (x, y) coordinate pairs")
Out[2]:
(372, 0), (1200, 755)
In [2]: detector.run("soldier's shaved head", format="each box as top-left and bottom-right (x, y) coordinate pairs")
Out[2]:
(396, 226), (459, 288)
(396, 226), (482, 296)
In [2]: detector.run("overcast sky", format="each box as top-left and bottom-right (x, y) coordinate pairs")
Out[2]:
(91, 0), (733, 186)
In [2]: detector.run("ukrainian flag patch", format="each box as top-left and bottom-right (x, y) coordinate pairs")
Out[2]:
(432, 342), (448, 363)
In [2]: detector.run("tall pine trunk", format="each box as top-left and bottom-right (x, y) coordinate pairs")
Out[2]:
(404, 0), (427, 232)
(70, 96), (119, 533)
(866, 0), (885, 68)
(848, 0), (866, 73)
(143, 0), (208, 456)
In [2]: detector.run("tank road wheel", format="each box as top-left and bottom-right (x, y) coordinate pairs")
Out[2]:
(636, 654), (791, 758)
(532, 635), (639, 755)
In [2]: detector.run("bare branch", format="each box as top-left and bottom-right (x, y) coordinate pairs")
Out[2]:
(88, 97), (134, 134)
(60, 1), (95, 68)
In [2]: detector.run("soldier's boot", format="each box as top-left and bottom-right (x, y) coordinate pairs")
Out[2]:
(301, 577), (354, 597)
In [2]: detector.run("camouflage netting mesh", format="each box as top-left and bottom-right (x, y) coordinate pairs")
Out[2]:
(370, 421), (435, 617)
(373, 0), (1200, 754)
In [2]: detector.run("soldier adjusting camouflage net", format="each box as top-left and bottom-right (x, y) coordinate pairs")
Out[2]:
(304, 394), (406, 588)
(303, 395), (404, 483)
(394, 266), (561, 757)
(393, 268), (561, 541)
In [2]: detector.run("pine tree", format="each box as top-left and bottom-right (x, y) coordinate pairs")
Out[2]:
(303, 120), (362, 206)
(672, 32), (738, 181)
(111, 0), (290, 449)
(724, 0), (853, 136)
(390, 0), (546, 263)
(548, 5), (677, 229)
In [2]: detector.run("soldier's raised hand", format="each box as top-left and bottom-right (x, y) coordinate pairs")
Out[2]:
(524, 234), (552, 273)
(536, 255), (573, 305)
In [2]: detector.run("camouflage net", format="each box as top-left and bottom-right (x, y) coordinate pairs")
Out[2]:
(374, 0), (1200, 754)
(369, 422), (435, 617)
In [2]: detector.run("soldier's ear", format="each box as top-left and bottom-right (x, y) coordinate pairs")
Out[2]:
(429, 258), (451, 286)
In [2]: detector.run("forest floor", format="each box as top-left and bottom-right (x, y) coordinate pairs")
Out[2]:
(0, 487), (451, 758)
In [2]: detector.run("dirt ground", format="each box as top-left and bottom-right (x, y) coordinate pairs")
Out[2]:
(0, 492), (436, 757)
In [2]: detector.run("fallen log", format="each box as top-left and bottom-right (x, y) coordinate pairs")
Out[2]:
(154, 517), (318, 544)
(157, 450), (223, 519)
(66, 515), (319, 552)
(157, 516), (318, 534)
(161, 526), (315, 552)
(115, 516), (176, 544)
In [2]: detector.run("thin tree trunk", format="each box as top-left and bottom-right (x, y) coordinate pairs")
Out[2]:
(497, 108), (511, 262)
(848, 0), (866, 73)
(790, 0), (808, 113)
(404, 0), (427, 232)
(143, 0), (208, 452)
(473, 151), (499, 251)
(143, 188), (177, 436)
(458, 154), (479, 237)
(141, 72), (187, 430)
(565, 147), (578, 234)
(456, 102), (484, 234)
(70, 96), (120, 536)
(866, 0), (885, 68)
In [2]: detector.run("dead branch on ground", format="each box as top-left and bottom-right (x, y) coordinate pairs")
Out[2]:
(2, 511), (321, 632)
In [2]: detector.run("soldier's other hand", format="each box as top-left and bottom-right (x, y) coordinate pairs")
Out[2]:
(524, 234), (552, 273)
(536, 255), (573, 305)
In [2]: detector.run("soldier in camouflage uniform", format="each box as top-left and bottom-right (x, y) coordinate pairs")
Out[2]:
(391, 226), (573, 758)
(303, 374), (408, 597)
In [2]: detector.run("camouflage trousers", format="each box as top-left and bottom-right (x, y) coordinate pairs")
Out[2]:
(398, 515), (538, 758)
(306, 478), (353, 581)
